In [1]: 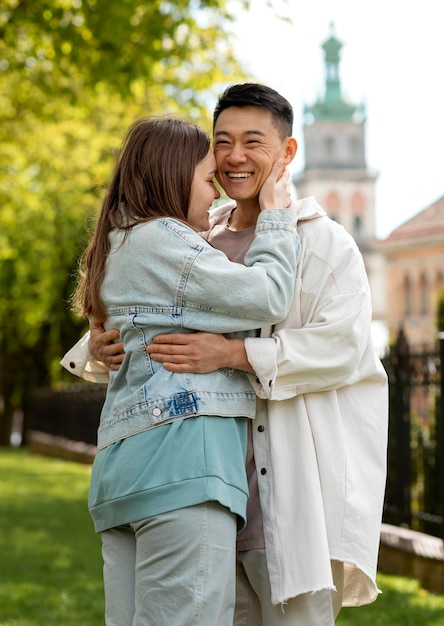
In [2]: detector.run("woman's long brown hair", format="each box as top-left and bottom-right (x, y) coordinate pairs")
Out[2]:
(74, 117), (211, 322)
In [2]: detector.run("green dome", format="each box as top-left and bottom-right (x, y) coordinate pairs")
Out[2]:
(305, 23), (365, 123)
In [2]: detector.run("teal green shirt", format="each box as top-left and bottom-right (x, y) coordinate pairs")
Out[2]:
(89, 416), (248, 533)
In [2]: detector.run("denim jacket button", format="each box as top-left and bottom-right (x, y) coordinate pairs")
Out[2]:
(152, 408), (162, 417)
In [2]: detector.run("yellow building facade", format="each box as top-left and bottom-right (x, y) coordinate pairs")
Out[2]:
(377, 196), (444, 349)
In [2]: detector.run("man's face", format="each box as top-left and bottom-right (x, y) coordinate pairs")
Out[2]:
(213, 106), (292, 204)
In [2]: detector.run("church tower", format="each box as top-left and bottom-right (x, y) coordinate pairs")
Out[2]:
(294, 24), (387, 348)
(294, 23), (378, 245)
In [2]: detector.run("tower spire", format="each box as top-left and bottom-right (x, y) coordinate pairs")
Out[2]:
(322, 22), (343, 105)
(304, 22), (364, 122)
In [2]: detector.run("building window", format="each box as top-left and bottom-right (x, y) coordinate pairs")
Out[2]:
(350, 192), (366, 212)
(419, 273), (428, 315)
(404, 275), (412, 316)
(349, 136), (360, 159)
(350, 193), (365, 237)
(325, 136), (335, 158)
(353, 214), (363, 236)
(326, 191), (340, 211)
(325, 192), (340, 224)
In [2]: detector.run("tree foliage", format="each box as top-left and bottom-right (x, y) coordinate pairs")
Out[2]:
(0, 0), (255, 445)
(1, 0), (249, 112)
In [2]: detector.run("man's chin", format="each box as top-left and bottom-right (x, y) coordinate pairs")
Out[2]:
(223, 181), (255, 201)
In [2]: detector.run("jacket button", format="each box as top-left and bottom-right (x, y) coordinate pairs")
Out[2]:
(260, 468), (267, 475)
(152, 408), (162, 417)
(258, 425), (265, 432)
(69, 362), (75, 369)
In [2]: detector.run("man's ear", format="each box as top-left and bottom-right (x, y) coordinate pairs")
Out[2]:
(283, 137), (298, 165)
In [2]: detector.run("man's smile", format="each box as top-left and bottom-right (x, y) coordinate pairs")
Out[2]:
(226, 172), (253, 179)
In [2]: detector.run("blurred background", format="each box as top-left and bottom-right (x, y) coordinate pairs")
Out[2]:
(0, 2), (443, 621)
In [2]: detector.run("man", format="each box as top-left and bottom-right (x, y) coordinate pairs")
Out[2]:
(88, 83), (388, 625)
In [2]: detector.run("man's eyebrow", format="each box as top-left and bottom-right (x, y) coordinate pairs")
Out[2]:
(214, 129), (266, 138)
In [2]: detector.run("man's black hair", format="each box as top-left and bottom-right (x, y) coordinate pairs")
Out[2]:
(213, 83), (294, 139)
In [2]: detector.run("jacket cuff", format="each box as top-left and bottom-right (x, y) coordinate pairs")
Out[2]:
(245, 337), (277, 400)
(60, 332), (110, 384)
(256, 208), (298, 232)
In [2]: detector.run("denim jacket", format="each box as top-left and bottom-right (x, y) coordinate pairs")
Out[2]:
(96, 208), (299, 449)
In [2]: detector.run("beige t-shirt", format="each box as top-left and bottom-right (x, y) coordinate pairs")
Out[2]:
(207, 209), (265, 551)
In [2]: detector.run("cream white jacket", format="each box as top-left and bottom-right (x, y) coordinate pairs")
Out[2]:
(62, 196), (388, 608)
(244, 196), (388, 607)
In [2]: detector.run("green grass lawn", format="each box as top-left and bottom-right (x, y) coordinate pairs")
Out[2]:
(337, 574), (444, 625)
(0, 448), (103, 626)
(1, 448), (444, 625)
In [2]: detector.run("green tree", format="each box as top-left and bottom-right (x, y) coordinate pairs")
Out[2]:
(1, 0), (250, 115)
(0, 0), (260, 445)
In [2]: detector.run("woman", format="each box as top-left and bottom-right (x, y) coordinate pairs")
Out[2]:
(73, 116), (299, 626)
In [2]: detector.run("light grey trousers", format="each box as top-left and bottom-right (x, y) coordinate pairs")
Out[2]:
(234, 549), (344, 626)
(101, 502), (237, 626)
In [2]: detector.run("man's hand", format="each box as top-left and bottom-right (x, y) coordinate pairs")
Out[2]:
(146, 332), (254, 374)
(89, 319), (125, 371)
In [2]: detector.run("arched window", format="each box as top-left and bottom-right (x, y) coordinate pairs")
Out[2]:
(350, 193), (365, 236)
(419, 273), (428, 315)
(353, 214), (363, 236)
(404, 275), (412, 316)
(350, 192), (366, 212)
(325, 191), (340, 211)
(325, 191), (340, 224)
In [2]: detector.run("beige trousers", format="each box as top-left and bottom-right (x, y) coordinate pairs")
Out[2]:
(235, 549), (344, 626)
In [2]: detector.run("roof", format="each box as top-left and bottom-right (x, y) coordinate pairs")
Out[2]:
(383, 195), (444, 243)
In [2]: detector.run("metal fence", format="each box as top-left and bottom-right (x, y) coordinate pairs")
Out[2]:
(27, 331), (444, 539)
(382, 329), (444, 539)
(28, 383), (105, 446)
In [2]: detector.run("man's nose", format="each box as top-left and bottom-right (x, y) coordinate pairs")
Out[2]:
(226, 143), (247, 163)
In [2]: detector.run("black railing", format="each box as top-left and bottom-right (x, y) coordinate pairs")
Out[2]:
(382, 329), (444, 538)
(27, 383), (105, 446)
(27, 330), (444, 539)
